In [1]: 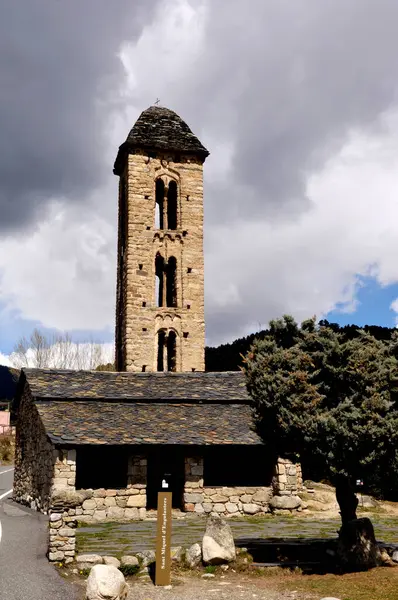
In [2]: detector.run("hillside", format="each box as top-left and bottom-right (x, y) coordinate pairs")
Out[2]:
(205, 320), (396, 371)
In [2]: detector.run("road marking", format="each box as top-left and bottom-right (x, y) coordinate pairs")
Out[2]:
(0, 468), (14, 475)
(0, 489), (13, 501)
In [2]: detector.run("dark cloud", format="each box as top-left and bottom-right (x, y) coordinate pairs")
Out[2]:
(181, 0), (398, 224)
(0, 0), (159, 232)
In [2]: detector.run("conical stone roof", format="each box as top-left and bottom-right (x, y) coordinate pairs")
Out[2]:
(114, 105), (209, 175)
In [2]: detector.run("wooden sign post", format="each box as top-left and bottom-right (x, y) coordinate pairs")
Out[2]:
(155, 490), (172, 586)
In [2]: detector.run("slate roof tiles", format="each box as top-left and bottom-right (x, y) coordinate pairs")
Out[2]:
(20, 369), (261, 447)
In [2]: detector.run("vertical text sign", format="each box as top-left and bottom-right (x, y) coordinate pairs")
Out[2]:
(155, 491), (172, 586)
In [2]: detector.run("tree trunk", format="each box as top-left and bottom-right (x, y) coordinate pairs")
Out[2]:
(335, 475), (381, 570)
(335, 474), (358, 524)
(337, 517), (382, 570)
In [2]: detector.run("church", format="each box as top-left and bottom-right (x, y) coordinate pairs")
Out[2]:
(13, 106), (302, 524)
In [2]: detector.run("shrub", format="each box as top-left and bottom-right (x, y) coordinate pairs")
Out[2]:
(0, 434), (14, 464)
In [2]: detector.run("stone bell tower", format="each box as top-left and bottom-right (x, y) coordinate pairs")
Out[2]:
(113, 106), (209, 372)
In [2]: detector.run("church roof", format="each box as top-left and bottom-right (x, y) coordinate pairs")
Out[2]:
(114, 106), (209, 175)
(35, 401), (261, 446)
(21, 369), (249, 402)
(18, 369), (262, 446)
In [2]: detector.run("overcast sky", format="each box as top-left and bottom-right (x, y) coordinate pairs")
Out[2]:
(2, 0), (398, 362)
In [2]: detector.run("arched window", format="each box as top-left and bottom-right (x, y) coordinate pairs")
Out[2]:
(156, 329), (177, 372)
(167, 180), (178, 230)
(155, 179), (164, 229)
(167, 331), (177, 372)
(155, 253), (165, 307)
(157, 330), (166, 371)
(166, 256), (177, 308)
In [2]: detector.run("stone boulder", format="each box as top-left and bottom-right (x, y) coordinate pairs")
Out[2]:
(86, 565), (129, 600)
(76, 554), (104, 570)
(51, 490), (85, 510)
(120, 555), (139, 568)
(269, 495), (302, 511)
(202, 515), (236, 565)
(136, 549), (156, 567)
(103, 556), (121, 569)
(185, 543), (202, 568)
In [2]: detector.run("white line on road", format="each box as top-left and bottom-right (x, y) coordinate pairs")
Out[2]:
(0, 489), (13, 501)
(0, 468), (14, 475)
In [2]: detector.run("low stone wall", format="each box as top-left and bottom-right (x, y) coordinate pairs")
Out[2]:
(76, 488), (147, 522)
(184, 456), (272, 516)
(75, 455), (147, 522)
(185, 486), (272, 515)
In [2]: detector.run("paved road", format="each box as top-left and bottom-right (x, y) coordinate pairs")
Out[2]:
(0, 466), (81, 600)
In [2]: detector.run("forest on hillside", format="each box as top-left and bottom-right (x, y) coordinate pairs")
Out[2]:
(205, 320), (396, 371)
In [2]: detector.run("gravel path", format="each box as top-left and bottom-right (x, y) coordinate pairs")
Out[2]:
(124, 574), (313, 600)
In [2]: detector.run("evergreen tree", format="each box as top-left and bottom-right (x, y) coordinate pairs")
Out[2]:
(244, 316), (398, 500)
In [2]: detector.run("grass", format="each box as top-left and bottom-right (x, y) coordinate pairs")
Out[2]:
(204, 565), (217, 574)
(271, 566), (398, 600)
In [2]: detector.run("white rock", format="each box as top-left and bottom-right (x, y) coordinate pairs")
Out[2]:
(392, 550), (398, 563)
(202, 515), (236, 565)
(77, 554), (104, 570)
(86, 564), (129, 600)
(50, 513), (62, 522)
(185, 543), (202, 568)
(120, 555), (139, 567)
(103, 556), (121, 569)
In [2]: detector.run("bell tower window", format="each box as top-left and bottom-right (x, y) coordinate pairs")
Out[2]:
(167, 180), (178, 230)
(155, 179), (164, 229)
(155, 253), (165, 307)
(166, 256), (177, 308)
(167, 331), (177, 372)
(156, 329), (178, 372)
(157, 330), (166, 371)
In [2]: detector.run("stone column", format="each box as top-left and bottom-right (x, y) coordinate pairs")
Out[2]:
(273, 457), (302, 496)
(48, 490), (83, 564)
(183, 457), (204, 513)
(127, 455), (147, 519)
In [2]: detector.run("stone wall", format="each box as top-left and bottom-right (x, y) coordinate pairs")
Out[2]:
(115, 150), (206, 372)
(74, 454), (147, 523)
(184, 457), (272, 516)
(13, 384), (54, 512)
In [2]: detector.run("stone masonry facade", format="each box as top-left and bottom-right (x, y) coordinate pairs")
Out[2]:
(115, 150), (206, 373)
(184, 457), (273, 516)
(14, 385), (55, 512)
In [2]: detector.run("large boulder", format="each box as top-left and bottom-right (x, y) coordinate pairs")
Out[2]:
(202, 515), (236, 565)
(337, 518), (382, 571)
(185, 543), (202, 568)
(86, 565), (129, 600)
(269, 495), (302, 510)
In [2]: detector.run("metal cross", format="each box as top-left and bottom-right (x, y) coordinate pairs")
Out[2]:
(155, 98), (160, 105)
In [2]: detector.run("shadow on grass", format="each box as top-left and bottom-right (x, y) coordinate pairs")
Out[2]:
(236, 536), (340, 574)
